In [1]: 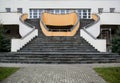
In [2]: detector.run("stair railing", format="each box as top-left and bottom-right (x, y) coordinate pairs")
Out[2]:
(11, 13), (38, 52)
(82, 28), (96, 39)
(70, 12), (80, 31)
(83, 14), (100, 29)
(80, 14), (106, 52)
(40, 12), (52, 31)
(81, 14), (100, 39)
(19, 13), (36, 39)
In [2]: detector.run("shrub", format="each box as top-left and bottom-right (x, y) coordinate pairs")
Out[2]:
(0, 25), (10, 52)
(112, 28), (120, 55)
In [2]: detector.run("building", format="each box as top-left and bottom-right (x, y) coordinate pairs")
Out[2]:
(0, 0), (120, 54)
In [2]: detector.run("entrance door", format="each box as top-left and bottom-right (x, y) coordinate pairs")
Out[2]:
(101, 28), (111, 52)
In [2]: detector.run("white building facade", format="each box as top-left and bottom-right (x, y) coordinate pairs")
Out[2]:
(0, 0), (120, 52)
(0, 0), (120, 19)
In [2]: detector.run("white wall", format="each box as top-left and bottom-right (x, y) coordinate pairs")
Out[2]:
(0, 13), (20, 24)
(0, 13), (33, 37)
(86, 14), (101, 38)
(100, 13), (120, 25)
(0, 0), (120, 14)
(81, 29), (106, 52)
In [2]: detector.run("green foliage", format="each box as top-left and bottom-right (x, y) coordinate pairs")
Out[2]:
(0, 25), (10, 52)
(0, 67), (19, 81)
(94, 67), (120, 83)
(112, 28), (120, 55)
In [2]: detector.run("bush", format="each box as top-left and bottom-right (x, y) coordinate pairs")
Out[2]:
(0, 25), (10, 52)
(112, 28), (120, 55)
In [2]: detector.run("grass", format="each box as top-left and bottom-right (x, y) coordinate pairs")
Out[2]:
(94, 67), (120, 83)
(0, 67), (19, 81)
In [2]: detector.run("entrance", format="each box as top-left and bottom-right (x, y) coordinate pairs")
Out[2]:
(100, 28), (111, 52)
(99, 25), (120, 52)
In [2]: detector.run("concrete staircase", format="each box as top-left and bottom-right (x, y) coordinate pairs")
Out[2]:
(0, 19), (120, 64)
(0, 52), (119, 64)
(80, 19), (94, 28)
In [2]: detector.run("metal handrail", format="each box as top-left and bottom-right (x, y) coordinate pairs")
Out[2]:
(82, 28), (96, 39)
(19, 13), (36, 39)
(19, 14), (34, 28)
(84, 14), (100, 28)
(70, 13), (80, 31)
(40, 19), (49, 31)
(81, 14), (100, 39)
(21, 28), (36, 39)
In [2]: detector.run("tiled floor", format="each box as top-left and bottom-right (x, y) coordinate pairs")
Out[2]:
(0, 63), (120, 83)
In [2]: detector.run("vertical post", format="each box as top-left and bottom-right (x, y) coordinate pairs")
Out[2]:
(109, 28), (112, 52)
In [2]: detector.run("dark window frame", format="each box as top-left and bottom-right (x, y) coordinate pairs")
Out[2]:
(110, 8), (115, 13)
(17, 8), (23, 13)
(98, 8), (103, 13)
(6, 8), (11, 12)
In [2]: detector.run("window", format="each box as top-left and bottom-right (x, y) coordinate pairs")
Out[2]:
(33, 16), (37, 18)
(66, 9), (70, 13)
(110, 8), (115, 13)
(17, 8), (22, 13)
(49, 9), (54, 13)
(88, 9), (91, 12)
(33, 9), (37, 13)
(29, 9), (33, 18)
(33, 9), (38, 18)
(75, 10), (78, 13)
(29, 9), (45, 18)
(83, 10), (87, 19)
(88, 9), (91, 19)
(55, 9), (59, 14)
(98, 8), (103, 13)
(77, 10), (81, 18)
(29, 9), (91, 19)
(39, 10), (43, 18)
(61, 10), (65, 14)
(6, 8), (11, 12)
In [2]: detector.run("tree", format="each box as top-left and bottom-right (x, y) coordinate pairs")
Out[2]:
(112, 27), (120, 55)
(0, 24), (10, 52)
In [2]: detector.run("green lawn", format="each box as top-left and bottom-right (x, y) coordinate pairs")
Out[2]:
(94, 67), (120, 83)
(0, 67), (19, 81)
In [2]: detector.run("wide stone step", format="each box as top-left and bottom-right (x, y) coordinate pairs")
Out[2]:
(21, 49), (96, 52)
(28, 42), (84, 45)
(32, 41), (87, 43)
(20, 50), (97, 52)
(1, 51), (118, 54)
(24, 45), (94, 48)
(0, 56), (119, 61)
(0, 59), (119, 64)
(0, 57), (118, 61)
(0, 52), (119, 64)
(24, 45), (91, 48)
(0, 52), (119, 57)
(21, 47), (96, 50)
(21, 47), (96, 51)
(28, 38), (86, 42)
(25, 43), (90, 45)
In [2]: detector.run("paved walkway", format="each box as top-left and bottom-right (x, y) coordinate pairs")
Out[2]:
(0, 63), (120, 83)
